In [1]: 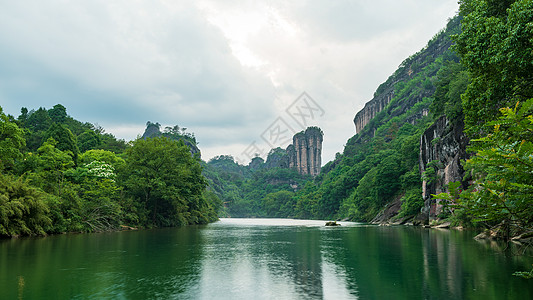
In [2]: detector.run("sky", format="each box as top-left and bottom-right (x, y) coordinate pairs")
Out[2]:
(0, 0), (459, 165)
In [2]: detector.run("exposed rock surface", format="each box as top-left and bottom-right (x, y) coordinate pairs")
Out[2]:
(354, 89), (394, 134)
(287, 127), (323, 177)
(264, 147), (289, 169)
(325, 221), (340, 226)
(370, 196), (403, 224)
(141, 122), (201, 156)
(419, 116), (469, 220)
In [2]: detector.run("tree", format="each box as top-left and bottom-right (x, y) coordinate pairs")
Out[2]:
(436, 99), (533, 238)
(77, 130), (101, 152)
(263, 190), (295, 217)
(455, 0), (533, 135)
(29, 138), (75, 195)
(120, 137), (215, 227)
(0, 174), (51, 237)
(0, 106), (25, 171)
(430, 61), (469, 122)
(45, 123), (79, 161)
(79, 149), (125, 167)
(48, 104), (67, 124)
(25, 107), (52, 133)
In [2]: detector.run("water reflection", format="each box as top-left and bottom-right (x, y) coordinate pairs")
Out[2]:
(194, 219), (360, 299)
(1, 219), (532, 299)
(0, 227), (205, 299)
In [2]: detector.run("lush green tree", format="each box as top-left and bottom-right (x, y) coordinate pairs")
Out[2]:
(48, 104), (67, 124)
(398, 166), (423, 217)
(98, 134), (127, 153)
(0, 106), (26, 171)
(263, 190), (295, 217)
(17, 107), (29, 125)
(455, 0), (533, 134)
(77, 130), (101, 152)
(374, 154), (403, 205)
(294, 182), (321, 219)
(0, 174), (51, 237)
(27, 138), (75, 196)
(76, 177), (122, 232)
(45, 123), (79, 161)
(120, 137), (216, 227)
(79, 149), (125, 169)
(436, 99), (533, 237)
(430, 61), (469, 122)
(163, 124), (197, 144)
(25, 107), (52, 133)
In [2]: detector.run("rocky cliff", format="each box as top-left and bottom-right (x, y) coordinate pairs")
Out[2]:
(354, 88), (394, 134)
(287, 127), (323, 177)
(419, 116), (469, 221)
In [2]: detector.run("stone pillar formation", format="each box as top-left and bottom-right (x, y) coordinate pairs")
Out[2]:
(287, 127), (323, 177)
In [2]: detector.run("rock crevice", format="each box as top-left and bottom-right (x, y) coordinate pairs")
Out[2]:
(419, 116), (469, 220)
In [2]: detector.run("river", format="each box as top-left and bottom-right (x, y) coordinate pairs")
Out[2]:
(1, 218), (532, 299)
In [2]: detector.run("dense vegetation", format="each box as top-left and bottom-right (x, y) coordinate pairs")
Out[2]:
(202, 150), (313, 218)
(0, 105), (220, 237)
(435, 0), (533, 236)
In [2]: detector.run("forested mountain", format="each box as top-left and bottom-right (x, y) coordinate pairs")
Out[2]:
(0, 105), (220, 237)
(310, 0), (532, 238)
(303, 17), (464, 222)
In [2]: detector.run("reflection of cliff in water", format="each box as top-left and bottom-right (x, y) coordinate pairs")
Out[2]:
(328, 226), (533, 299)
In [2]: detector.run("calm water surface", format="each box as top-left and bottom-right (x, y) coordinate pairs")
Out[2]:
(1, 218), (532, 299)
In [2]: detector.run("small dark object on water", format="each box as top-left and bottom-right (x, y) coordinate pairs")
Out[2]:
(325, 221), (340, 226)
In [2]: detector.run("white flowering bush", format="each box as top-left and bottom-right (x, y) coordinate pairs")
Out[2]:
(84, 161), (116, 181)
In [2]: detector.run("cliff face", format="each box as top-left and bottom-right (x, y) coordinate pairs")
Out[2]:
(287, 127), (323, 177)
(354, 89), (394, 134)
(419, 116), (468, 220)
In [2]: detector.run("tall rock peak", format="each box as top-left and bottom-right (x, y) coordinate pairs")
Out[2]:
(287, 127), (323, 177)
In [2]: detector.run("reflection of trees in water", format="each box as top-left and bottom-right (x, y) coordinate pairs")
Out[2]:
(206, 225), (359, 299)
(0, 228), (205, 299)
(327, 226), (533, 299)
(283, 228), (323, 298)
(118, 227), (205, 298)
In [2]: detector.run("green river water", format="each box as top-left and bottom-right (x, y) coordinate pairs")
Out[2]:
(1, 218), (532, 299)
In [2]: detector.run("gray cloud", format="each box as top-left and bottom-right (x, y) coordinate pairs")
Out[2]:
(0, 0), (458, 163)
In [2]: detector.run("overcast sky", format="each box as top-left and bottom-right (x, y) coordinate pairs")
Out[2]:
(0, 0), (458, 165)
